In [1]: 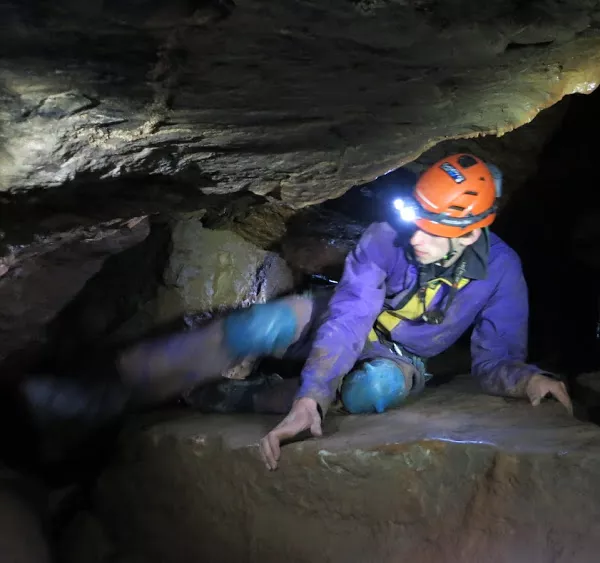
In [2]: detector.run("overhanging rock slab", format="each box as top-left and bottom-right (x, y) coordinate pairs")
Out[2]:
(3, 1), (600, 207)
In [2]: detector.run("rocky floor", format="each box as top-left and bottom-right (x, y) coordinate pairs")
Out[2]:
(93, 375), (600, 563)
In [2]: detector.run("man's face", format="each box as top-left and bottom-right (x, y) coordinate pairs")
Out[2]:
(409, 228), (452, 264)
(409, 228), (481, 265)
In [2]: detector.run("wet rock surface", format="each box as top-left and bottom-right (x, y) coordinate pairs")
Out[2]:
(408, 99), (571, 210)
(2, 0), (600, 207)
(95, 375), (599, 563)
(0, 215), (150, 378)
(160, 214), (294, 319)
(280, 207), (365, 280)
(108, 214), (294, 348)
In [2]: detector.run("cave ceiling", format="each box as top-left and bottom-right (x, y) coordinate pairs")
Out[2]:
(1, 0), (600, 211)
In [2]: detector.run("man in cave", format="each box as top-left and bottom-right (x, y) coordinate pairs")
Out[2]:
(20, 153), (572, 472)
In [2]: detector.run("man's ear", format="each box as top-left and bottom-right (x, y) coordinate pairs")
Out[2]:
(458, 228), (481, 248)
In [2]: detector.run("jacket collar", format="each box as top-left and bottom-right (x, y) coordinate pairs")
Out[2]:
(409, 228), (490, 282)
(462, 228), (489, 280)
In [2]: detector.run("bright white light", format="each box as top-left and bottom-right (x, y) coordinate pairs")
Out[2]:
(393, 198), (417, 222)
(400, 206), (417, 222)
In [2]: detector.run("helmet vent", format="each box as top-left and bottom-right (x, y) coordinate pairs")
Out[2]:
(464, 190), (478, 196)
(449, 205), (465, 211)
(457, 154), (478, 168)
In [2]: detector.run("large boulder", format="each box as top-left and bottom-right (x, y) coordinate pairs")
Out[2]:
(111, 213), (294, 340)
(94, 376), (599, 563)
(159, 214), (294, 320)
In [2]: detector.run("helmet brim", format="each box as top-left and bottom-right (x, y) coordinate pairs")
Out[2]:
(415, 214), (496, 238)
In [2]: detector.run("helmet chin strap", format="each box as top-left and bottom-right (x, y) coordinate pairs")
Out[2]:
(436, 238), (458, 267)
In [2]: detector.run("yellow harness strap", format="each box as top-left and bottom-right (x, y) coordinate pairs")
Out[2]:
(368, 277), (469, 342)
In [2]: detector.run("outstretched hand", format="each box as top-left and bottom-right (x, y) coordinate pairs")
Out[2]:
(526, 373), (573, 415)
(259, 397), (322, 471)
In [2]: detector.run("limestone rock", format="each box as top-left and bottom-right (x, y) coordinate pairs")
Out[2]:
(203, 198), (364, 280)
(110, 215), (294, 352)
(95, 376), (600, 563)
(1, 1), (600, 207)
(408, 100), (572, 208)
(0, 215), (149, 377)
(204, 196), (297, 251)
(281, 208), (365, 279)
(208, 99), (571, 281)
(161, 215), (294, 316)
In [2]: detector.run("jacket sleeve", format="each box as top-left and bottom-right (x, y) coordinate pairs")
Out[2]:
(470, 252), (541, 397)
(295, 222), (396, 413)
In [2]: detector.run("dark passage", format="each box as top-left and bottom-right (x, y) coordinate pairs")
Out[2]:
(493, 89), (600, 378)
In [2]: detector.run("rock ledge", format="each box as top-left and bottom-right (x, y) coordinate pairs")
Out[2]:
(96, 376), (600, 563)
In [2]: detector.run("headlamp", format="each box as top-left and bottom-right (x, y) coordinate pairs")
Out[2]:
(392, 196), (497, 228)
(392, 198), (418, 222)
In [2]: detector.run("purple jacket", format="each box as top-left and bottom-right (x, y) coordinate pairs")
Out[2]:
(296, 221), (542, 413)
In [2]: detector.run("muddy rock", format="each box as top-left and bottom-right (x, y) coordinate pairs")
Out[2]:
(110, 214), (294, 351)
(281, 208), (365, 280)
(0, 216), (150, 377)
(95, 375), (599, 563)
(162, 215), (294, 316)
(2, 1), (600, 207)
(410, 100), (572, 207)
(204, 196), (297, 251)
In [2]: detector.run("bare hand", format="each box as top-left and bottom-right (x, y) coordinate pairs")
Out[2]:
(259, 397), (322, 471)
(526, 373), (573, 415)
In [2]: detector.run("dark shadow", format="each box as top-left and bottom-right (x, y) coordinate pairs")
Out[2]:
(0, 174), (229, 251)
(570, 378), (600, 425)
(322, 166), (419, 227)
(493, 89), (600, 378)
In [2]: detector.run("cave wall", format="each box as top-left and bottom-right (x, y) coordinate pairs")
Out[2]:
(95, 377), (600, 563)
(210, 98), (573, 281)
(0, 215), (150, 380)
(108, 212), (295, 344)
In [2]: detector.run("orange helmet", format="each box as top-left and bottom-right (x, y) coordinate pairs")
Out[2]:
(409, 154), (500, 238)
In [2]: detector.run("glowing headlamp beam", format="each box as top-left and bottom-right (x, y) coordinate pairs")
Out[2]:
(393, 198), (417, 222)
